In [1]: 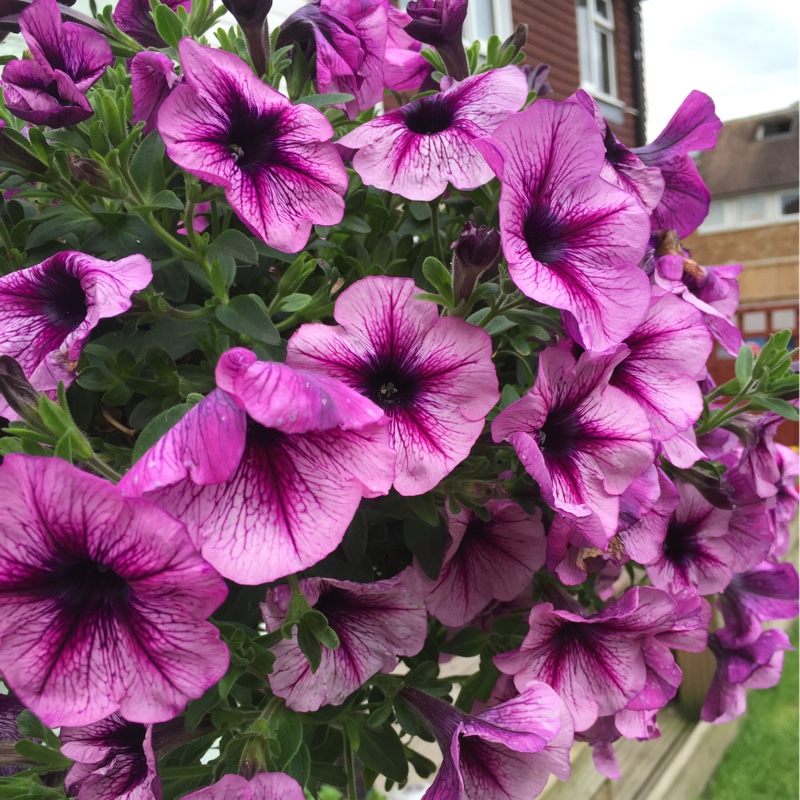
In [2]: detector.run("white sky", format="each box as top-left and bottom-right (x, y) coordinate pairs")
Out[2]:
(641, 0), (799, 139)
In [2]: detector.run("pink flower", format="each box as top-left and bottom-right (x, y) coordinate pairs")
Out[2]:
(0, 454), (228, 727)
(287, 276), (499, 495)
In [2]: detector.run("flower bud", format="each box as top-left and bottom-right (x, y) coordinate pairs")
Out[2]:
(405, 0), (469, 80)
(68, 154), (110, 192)
(522, 62), (553, 97)
(500, 23), (527, 55)
(221, 0), (272, 75)
(0, 356), (40, 424)
(0, 120), (47, 176)
(452, 222), (502, 301)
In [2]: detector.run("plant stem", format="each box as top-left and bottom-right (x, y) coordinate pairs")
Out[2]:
(430, 198), (445, 263)
(87, 454), (122, 482)
(345, 733), (358, 800)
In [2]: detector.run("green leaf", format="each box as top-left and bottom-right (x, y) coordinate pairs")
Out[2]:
(279, 293), (311, 313)
(275, 254), (316, 298)
(152, 1), (186, 47)
(339, 215), (371, 234)
(269, 706), (303, 769)
(184, 686), (221, 731)
(341, 510), (368, 564)
(129, 132), (166, 202)
(14, 739), (72, 768)
(16, 711), (60, 750)
(749, 395), (799, 420)
(215, 294), (281, 346)
(208, 229), (259, 264)
(735, 344), (754, 388)
(26, 208), (87, 249)
(297, 620), (322, 673)
(54, 432), (74, 462)
(38, 394), (70, 436)
(354, 722), (408, 784)
(152, 189), (186, 210)
(422, 256), (454, 307)
(405, 492), (440, 526)
(439, 627), (487, 657)
(296, 92), (355, 108)
(403, 517), (447, 581)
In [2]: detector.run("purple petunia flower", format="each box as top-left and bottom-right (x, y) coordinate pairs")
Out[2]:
(181, 772), (306, 800)
(261, 569), (427, 712)
(61, 715), (160, 800)
(0, 454), (229, 727)
(652, 250), (743, 357)
(383, 5), (435, 94)
(495, 586), (678, 732)
(417, 499), (546, 627)
(158, 38), (347, 253)
(718, 561), (799, 648)
(401, 683), (573, 800)
(476, 100), (652, 351)
(131, 51), (179, 136)
(492, 343), (654, 545)
(702, 627), (792, 724)
(641, 481), (734, 596)
(571, 90), (664, 215)
(771, 443), (799, 559)
(287, 276), (499, 496)
(120, 348), (395, 585)
(113, 0), (191, 47)
(0, 695), (26, 777)
(1, 59), (93, 127)
(2, 0), (112, 127)
(277, 0), (388, 119)
(0, 251), (152, 419)
(633, 91), (722, 237)
(610, 292), (712, 444)
(338, 67), (528, 202)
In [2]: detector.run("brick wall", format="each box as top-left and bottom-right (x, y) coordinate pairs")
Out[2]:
(684, 222), (799, 305)
(515, 0), (640, 147)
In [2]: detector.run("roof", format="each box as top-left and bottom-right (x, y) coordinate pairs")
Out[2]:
(694, 104), (799, 197)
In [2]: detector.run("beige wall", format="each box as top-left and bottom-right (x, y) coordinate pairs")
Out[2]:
(684, 221), (799, 305)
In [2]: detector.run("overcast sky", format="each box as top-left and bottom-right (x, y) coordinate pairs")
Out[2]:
(641, 0), (799, 139)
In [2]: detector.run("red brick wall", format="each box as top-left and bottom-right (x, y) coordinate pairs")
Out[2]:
(514, 0), (640, 147)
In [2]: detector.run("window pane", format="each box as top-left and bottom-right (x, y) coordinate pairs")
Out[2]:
(576, 0), (593, 86)
(772, 308), (797, 330)
(595, 0), (610, 19)
(597, 30), (612, 94)
(780, 191), (799, 216)
(742, 311), (767, 333)
(737, 195), (767, 224)
(473, 1), (496, 40)
(703, 201), (726, 229)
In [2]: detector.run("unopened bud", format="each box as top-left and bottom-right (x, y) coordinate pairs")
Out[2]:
(222, 0), (272, 75)
(501, 23), (528, 55)
(0, 356), (40, 424)
(68, 155), (109, 191)
(238, 735), (268, 781)
(522, 63), (553, 97)
(405, 0), (469, 80)
(452, 222), (502, 301)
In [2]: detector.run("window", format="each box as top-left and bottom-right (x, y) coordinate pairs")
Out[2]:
(779, 190), (799, 217)
(699, 190), (799, 233)
(756, 117), (794, 140)
(576, 0), (617, 99)
(736, 195), (767, 225)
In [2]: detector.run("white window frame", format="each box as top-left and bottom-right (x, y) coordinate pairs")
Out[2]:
(576, 0), (619, 102)
(698, 190), (800, 234)
(462, 0), (514, 49)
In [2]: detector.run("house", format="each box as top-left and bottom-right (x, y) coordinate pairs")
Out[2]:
(389, 0), (646, 147)
(683, 104), (799, 443)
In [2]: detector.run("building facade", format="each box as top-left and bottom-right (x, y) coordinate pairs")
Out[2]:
(683, 105), (799, 443)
